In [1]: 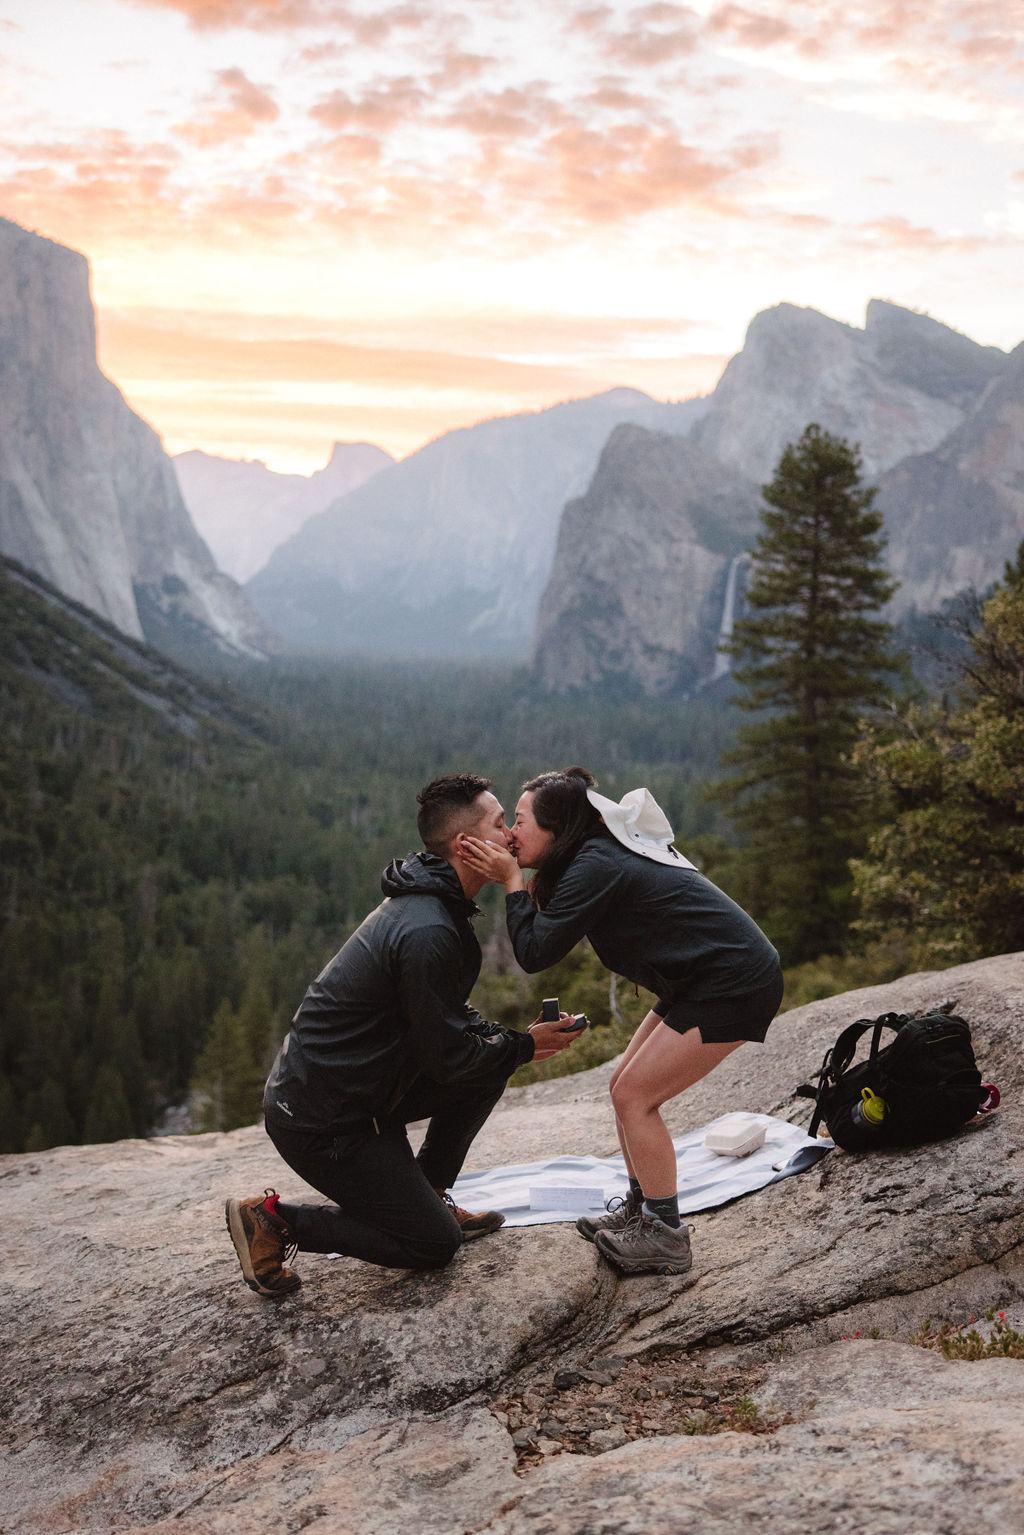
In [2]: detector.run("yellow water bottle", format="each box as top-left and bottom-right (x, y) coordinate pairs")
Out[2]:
(851, 1087), (888, 1129)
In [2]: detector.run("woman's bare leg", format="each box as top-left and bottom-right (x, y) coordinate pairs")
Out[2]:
(608, 1009), (663, 1180)
(611, 1024), (742, 1197)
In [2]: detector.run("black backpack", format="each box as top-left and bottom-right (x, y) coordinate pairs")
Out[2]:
(796, 1010), (986, 1151)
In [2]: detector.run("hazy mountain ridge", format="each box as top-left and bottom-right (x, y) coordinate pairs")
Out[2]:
(174, 441), (394, 584)
(536, 301), (1021, 693)
(0, 552), (266, 738)
(246, 389), (710, 658)
(0, 218), (276, 664)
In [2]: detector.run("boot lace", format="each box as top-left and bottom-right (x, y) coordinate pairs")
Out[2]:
(441, 1191), (471, 1221)
(261, 1188), (298, 1266)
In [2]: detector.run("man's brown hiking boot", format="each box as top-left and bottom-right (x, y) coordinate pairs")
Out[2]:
(437, 1189), (505, 1241)
(575, 1188), (641, 1243)
(595, 1210), (694, 1276)
(225, 1189), (302, 1297)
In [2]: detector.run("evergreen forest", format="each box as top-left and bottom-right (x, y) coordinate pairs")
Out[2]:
(3, 463), (1021, 1153)
(0, 556), (736, 1152)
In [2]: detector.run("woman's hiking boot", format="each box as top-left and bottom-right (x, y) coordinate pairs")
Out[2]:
(595, 1210), (694, 1276)
(575, 1188), (641, 1243)
(225, 1189), (302, 1297)
(437, 1189), (505, 1240)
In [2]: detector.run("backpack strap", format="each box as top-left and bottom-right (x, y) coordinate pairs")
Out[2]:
(832, 1013), (907, 1074)
(801, 1014), (908, 1138)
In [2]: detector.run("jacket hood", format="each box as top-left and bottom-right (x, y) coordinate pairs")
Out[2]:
(381, 852), (478, 912)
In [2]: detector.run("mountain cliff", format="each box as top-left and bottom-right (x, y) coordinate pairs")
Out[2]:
(879, 340), (1024, 617)
(246, 389), (708, 658)
(536, 302), (1019, 693)
(691, 299), (1005, 484)
(174, 440), (393, 583)
(0, 218), (276, 663)
(533, 426), (761, 693)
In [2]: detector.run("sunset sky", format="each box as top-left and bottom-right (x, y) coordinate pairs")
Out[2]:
(2, 0), (1022, 472)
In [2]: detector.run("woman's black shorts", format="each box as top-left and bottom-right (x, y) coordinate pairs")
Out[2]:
(652, 970), (784, 1044)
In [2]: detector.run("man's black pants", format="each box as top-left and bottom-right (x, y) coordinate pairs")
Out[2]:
(267, 1070), (507, 1270)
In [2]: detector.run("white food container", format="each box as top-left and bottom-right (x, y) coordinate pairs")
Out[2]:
(704, 1116), (767, 1158)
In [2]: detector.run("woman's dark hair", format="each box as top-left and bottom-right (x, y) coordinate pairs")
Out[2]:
(521, 765), (608, 907)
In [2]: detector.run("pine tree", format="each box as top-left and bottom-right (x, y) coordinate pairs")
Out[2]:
(82, 1062), (135, 1144)
(852, 542), (1024, 962)
(191, 999), (265, 1132)
(712, 424), (900, 963)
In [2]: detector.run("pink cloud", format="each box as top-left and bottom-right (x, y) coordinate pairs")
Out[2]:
(583, 80), (662, 112)
(566, 7), (615, 35)
(613, 20), (700, 66)
(128, 0), (327, 27)
(218, 67), (278, 120)
(507, 120), (773, 223)
(635, 2), (697, 20)
(310, 77), (429, 133)
(707, 4), (799, 49)
(126, 0), (427, 38)
(427, 49), (496, 90)
(0, 131), (181, 234)
(440, 85), (556, 142)
(858, 216), (988, 254)
(177, 67), (279, 146)
(0, 131), (314, 253)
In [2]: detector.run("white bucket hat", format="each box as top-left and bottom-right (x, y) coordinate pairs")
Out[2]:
(586, 787), (696, 869)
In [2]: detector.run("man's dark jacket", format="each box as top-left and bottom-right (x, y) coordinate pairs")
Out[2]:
(265, 853), (535, 1133)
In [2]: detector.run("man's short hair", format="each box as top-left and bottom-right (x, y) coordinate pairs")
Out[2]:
(417, 774), (494, 856)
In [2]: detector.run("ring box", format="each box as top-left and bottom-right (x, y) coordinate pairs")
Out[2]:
(704, 1116), (767, 1158)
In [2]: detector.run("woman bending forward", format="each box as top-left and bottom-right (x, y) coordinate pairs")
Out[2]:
(461, 766), (782, 1277)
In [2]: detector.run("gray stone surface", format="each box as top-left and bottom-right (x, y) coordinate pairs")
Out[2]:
(485, 1342), (1024, 1535)
(2, 952), (1023, 1533)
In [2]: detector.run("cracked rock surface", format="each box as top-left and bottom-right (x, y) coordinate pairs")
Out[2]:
(2, 952), (1023, 1533)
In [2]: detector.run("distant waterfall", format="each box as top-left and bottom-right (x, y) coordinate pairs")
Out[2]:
(711, 554), (747, 681)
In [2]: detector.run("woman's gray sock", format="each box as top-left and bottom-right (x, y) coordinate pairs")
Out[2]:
(643, 1193), (681, 1228)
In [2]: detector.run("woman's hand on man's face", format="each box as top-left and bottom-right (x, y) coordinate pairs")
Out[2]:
(459, 834), (523, 890)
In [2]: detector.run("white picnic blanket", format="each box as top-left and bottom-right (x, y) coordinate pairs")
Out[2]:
(451, 1111), (831, 1227)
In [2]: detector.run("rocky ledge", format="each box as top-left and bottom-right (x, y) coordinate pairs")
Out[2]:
(2, 952), (1023, 1534)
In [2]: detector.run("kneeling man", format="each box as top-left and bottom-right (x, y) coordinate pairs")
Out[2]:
(227, 773), (579, 1296)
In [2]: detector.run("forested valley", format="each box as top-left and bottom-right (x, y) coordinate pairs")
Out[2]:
(0, 556), (735, 1152)
(3, 496), (1021, 1154)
